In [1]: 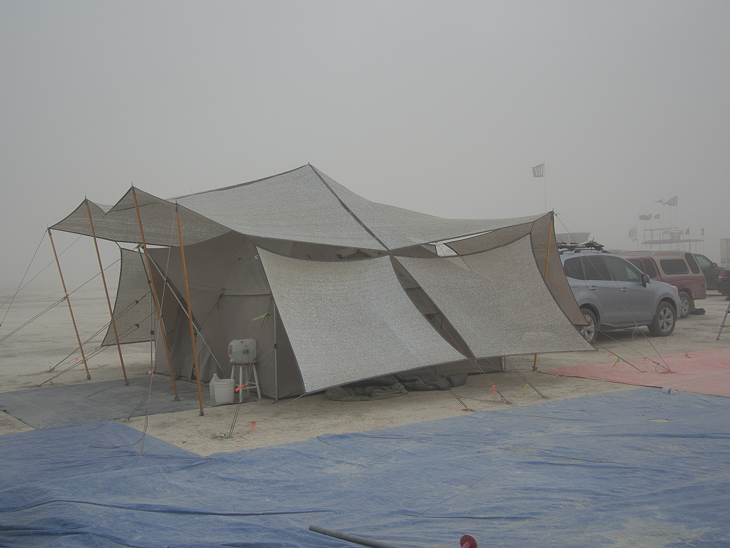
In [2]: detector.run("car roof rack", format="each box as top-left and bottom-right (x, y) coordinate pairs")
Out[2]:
(558, 240), (606, 254)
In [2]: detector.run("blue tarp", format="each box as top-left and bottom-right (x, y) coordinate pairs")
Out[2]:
(1, 388), (729, 547)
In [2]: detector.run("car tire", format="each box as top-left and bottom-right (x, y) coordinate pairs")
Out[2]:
(648, 301), (676, 337)
(578, 308), (598, 344)
(678, 291), (693, 319)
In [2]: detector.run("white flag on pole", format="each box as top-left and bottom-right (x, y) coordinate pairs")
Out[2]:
(532, 163), (544, 177)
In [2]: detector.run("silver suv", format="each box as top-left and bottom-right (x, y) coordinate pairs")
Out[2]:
(561, 251), (680, 343)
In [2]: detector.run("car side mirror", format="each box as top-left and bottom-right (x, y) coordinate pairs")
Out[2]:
(641, 273), (649, 287)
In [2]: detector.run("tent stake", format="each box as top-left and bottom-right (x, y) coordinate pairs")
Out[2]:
(175, 203), (205, 416)
(48, 228), (91, 380)
(131, 187), (180, 401)
(504, 358), (547, 399)
(85, 199), (128, 385)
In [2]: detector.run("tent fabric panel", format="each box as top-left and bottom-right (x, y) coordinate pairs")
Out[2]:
(446, 222), (534, 255)
(446, 214), (585, 326)
(398, 237), (593, 357)
(51, 190), (229, 246)
(102, 248), (155, 346)
(148, 232), (270, 300)
(177, 166), (385, 250)
(258, 250), (465, 394)
(529, 214), (586, 325)
(316, 167), (545, 250)
(53, 166), (549, 252)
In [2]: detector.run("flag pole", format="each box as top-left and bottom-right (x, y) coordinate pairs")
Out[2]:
(532, 163), (546, 211)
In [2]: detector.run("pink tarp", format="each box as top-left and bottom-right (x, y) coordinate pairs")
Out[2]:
(542, 347), (730, 398)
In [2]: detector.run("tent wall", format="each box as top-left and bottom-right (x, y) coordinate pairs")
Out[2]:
(144, 232), (303, 399)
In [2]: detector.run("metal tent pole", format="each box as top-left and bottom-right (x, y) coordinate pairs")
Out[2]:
(48, 228), (91, 380)
(175, 203), (205, 416)
(131, 187), (180, 400)
(85, 199), (128, 385)
(717, 299), (730, 340)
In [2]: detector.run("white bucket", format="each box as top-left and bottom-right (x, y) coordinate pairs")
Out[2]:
(214, 378), (235, 405)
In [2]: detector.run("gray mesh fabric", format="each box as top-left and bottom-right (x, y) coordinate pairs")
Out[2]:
(446, 214), (585, 325)
(102, 248), (155, 346)
(397, 236), (592, 357)
(258, 250), (465, 394)
(52, 191), (229, 246)
(315, 167), (545, 251)
(177, 167), (385, 250)
(54, 166), (544, 251)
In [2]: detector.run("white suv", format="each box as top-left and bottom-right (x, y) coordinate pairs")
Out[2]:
(561, 252), (680, 343)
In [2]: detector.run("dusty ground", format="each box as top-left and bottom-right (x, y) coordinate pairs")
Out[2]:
(2, 286), (728, 456)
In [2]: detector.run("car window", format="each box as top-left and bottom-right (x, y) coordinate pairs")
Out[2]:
(628, 259), (643, 272)
(563, 257), (585, 279)
(603, 256), (643, 283)
(660, 259), (689, 275)
(695, 254), (712, 269)
(584, 256), (611, 281)
(685, 253), (701, 274)
(642, 259), (658, 278)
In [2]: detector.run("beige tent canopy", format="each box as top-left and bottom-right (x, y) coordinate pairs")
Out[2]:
(51, 164), (590, 400)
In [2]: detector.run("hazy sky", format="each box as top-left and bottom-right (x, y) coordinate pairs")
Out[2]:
(2, 1), (729, 291)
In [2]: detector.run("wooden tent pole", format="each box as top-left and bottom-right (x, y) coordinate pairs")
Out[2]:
(48, 228), (91, 380)
(85, 199), (128, 385)
(175, 204), (205, 416)
(131, 187), (180, 400)
(533, 212), (555, 371)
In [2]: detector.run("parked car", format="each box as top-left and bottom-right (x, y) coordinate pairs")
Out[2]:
(694, 254), (723, 291)
(616, 251), (706, 318)
(718, 269), (730, 298)
(561, 251), (680, 343)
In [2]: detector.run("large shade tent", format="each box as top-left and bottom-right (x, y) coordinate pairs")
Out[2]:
(50, 165), (591, 403)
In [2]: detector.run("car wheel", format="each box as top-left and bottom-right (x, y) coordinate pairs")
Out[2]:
(578, 308), (598, 343)
(648, 301), (676, 337)
(678, 291), (693, 319)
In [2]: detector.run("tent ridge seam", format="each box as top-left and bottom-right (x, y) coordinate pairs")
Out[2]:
(310, 166), (390, 252)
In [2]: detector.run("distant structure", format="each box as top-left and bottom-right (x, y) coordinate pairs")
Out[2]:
(631, 196), (705, 253)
